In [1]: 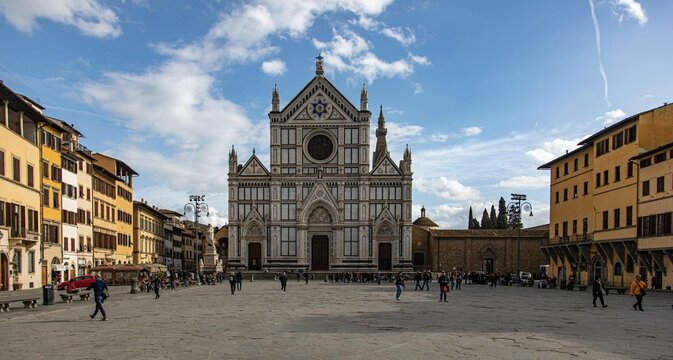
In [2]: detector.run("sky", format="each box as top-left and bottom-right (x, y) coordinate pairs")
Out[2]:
(1, 0), (672, 229)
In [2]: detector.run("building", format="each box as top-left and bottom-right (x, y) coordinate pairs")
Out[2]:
(92, 164), (117, 266)
(161, 209), (183, 272)
(539, 103), (673, 287)
(0, 82), (45, 290)
(412, 208), (548, 273)
(75, 143), (95, 275)
(227, 57), (413, 272)
(632, 141), (673, 290)
(93, 153), (137, 265)
(182, 228), (195, 272)
(214, 226), (228, 267)
(133, 200), (168, 264)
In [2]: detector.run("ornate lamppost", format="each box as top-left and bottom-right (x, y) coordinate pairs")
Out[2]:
(508, 193), (533, 277)
(184, 195), (208, 278)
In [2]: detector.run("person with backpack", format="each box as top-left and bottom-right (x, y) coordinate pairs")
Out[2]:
(438, 271), (450, 302)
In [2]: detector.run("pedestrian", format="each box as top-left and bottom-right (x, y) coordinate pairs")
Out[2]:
(279, 271), (288, 293)
(395, 272), (405, 301)
(235, 271), (243, 291)
(153, 276), (161, 299)
(630, 274), (647, 311)
(455, 273), (463, 290)
(228, 272), (236, 294)
(297, 270), (302, 283)
(86, 273), (108, 321)
(303, 270), (309, 284)
(592, 275), (607, 308)
(438, 271), (450, 302)
(650, 275), (657, 292)
(376, 271), (382, 285)
(414, 272), (422, 290)
(422, 271), (430, 291)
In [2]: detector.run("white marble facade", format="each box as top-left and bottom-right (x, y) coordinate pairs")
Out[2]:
(227, 58), (413, 272)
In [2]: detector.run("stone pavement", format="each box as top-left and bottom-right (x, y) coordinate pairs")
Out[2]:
(0, 281), (672, 360)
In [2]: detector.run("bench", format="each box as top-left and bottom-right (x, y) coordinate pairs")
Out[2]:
(604, 286), (628, 295)
(78, 291), (91, 301)
(59, 293), (74, 303)
(567, 284), (587, 291)
(0, 297), (40, 312)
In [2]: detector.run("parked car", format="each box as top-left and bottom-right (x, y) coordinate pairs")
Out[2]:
(57, 275), (96, 292)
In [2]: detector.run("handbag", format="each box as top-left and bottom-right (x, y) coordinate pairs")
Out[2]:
(638, 283), (646, 296)
(102, 288), (110, 300)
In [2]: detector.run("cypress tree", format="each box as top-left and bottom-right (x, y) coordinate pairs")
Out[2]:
(471, 218), (480, 229)
(496, 197), (508, 229)
(490, 205), (497, 228)
(480, 209), (491, 228)
(468, 207), (474, 229)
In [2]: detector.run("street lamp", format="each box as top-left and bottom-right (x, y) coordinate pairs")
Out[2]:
(184, 195), (209, 278)
(508, 193), (533, 277)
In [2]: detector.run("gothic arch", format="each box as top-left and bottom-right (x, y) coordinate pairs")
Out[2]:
(300, 200), (339, 225)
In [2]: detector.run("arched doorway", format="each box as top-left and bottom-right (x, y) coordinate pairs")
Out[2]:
(591, 256), (604, 281)
(481, 248), (496, 273)
(1, 253), (8, 291)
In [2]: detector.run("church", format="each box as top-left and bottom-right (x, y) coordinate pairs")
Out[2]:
(226, 56), (413, 272)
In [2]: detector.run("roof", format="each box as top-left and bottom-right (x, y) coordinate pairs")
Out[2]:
(46, 116), (83, 136)
(134, 201), (170, 220)
(578, 102), (672, 146)
(412, 217), (439, 227)
(537, 144), (590, 169)
(630, 141), (673, 161)
(0, 81), (65, 131)
(93, 153), (139, 176)
(159, 209), (183, 217)
(430, 227), (549, 238)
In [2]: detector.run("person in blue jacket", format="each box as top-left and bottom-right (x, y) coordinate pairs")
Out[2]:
(86, 273), (108, 321)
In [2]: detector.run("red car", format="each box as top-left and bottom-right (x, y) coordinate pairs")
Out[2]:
(57, 275), (96, 292)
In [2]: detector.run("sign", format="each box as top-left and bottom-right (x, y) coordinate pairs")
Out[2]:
(78, 259), (86, 266)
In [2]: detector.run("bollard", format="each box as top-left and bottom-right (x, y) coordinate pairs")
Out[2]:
(250, 274), (255, 282)
(130, 279), (139, 294)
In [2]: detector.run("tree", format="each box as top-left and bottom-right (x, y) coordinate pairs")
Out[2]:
(496, 197), (508, 229)
(468, 206), (474, 229)
(490, 205), (497, 228)
(471, 218), (480, 229)
(480, 209), (491, 229)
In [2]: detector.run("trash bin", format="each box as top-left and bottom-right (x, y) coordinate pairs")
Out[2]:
(43, 284), (54, 306)
(130, 279), (139, 294)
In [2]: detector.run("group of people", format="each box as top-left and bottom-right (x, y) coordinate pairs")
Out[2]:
(227, 271), (244, 294)
(592, 274), (649, 311)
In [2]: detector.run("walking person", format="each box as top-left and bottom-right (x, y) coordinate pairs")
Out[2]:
(422, 271), (431, 291)
(235, 271), (243, 291)
(455, 273), (463, 290)
(650, 275), (657, 293)
(228, 272), (236, 295)
(376, 271), (382, 285)
(303, 270), (309, 284)
(395, 272), (405, 301)
(592, 275), (607, 308)
(414, 272), (422, 291)
(438, 271), (450, 302)
(279, 272), (288, 293)
(153, 276), (161, 299)
(86, 273), (108, 321)
(630, 274), (647, 311)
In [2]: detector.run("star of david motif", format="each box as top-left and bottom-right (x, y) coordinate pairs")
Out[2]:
(309, 96), (332, 120)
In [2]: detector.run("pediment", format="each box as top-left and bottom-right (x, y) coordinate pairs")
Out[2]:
(273, 77), (362, 123)
(239, 155), (270, 177)
(371, 155), (402, 176)
(373, 206), (399, 236)
(242, 207), (266, 237)
(299, 182), (340, 223)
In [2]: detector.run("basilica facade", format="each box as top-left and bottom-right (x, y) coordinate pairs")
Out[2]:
(227, 57), (413, 272)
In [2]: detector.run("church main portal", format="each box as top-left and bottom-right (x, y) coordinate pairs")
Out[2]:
(311, 235), (330, 271)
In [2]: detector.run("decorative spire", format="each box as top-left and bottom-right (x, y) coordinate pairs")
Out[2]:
(272, 83), (280, 112)
(252, 148), (256, 155)
(421, 206), (426, 218)
(373, 105), (388, 165)
(315, 53), (324, 76)
(228, 145), (238, 174)
(360, 83), (368, 111)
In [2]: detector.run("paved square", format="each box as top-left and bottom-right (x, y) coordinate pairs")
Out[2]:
(1, 281), (672, 359)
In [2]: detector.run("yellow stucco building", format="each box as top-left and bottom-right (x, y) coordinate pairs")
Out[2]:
(0, 83), (44, 290)
(540, 103), (673, 288)
(93, 154), (137, 265)
(92, 164), (117, 266)
(133, 200), (167, 264)
(632, 141), (673, 290)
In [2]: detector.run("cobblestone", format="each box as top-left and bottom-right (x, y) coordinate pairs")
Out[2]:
(0, 282), (671, 359)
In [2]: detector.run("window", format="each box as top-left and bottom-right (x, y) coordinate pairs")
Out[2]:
(554, 223), (559, 237)
(344, 148), (359, 164)
(573, 185), (578, 198)
(64, 237), (69, 251)
(53, 189), (60, 209)
(280, 148), (295, 164)
(280, 128), (295, 145)
(626, 256), (634, 272)
(26, 164), (34, 187)
(27, 251), (35, 273)
(562, 221), (568, 237)
(555, 167), (559, 179)
(626, 206), (633, 226)
(642, 180), (650, 196)
(603, 211), (609, 230)
(583, 181), (589, 195)
(656, 176), (665, 193)
(563, 188), (568, 201)
(640, 158), (652, 168)
(344, 203), (359, 220)
(596, 173), (601, 188)
(654, 152), (666, 164)
(603, 170), (609, 185)
(344, 227), (359, 256)
(596, 139), (610, 157)
(614, 208), (621, 228)
(573, 158), (578, 171)
(344, 128), (359, 144)
(625, 125), (637, 144)
(43, 186), (50, 206)
(572, 219), (577, 234)
(584, 153), (589, 167)
(51, 165), (60, 181)
(280, 204), (296, 220)
(582, 218), (588, 235)
(555, 191), (559, 203)
(0, 149), (4, 176)
(12, 157), (20, 181)
(280, 227), (296, 256)
(614, 166), (620, 182)
(613, 262), (622, 276)
(612, 132), (624, 150)
(564, 162), (568, 175)
(13, 249), (22, 274)
(627, 162), (634, 178)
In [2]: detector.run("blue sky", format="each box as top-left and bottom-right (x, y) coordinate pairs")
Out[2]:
(1, 0), (672, 228)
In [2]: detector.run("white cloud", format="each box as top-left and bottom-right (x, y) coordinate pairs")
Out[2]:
(596, 108), (626, 125)
(0, 0), (122, 38)
(415, 177), (480, 201)
(497, 175), (549, 189)
(611, 0), (648, 26)
(430, 133), (450, 142)
(261, 59), (287, 75)
(525, 138), (582, 164)
(462, 126), (482, 137)
(381, 26), (415, 46)
(350, 14), (379, 30)
(409, 54), (431, 66)
(384, 122), (424, 143)
(411, 81), (423, 95)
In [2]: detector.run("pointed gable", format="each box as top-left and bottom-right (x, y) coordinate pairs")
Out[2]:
(371, 155), (402, 176)
(299, 182), (340, 223)
(239, 154), (270, 177)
